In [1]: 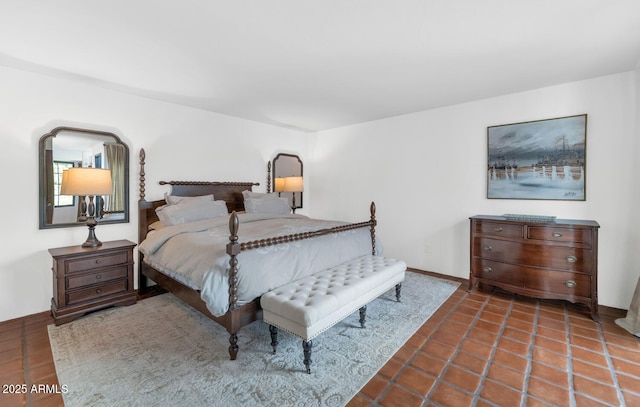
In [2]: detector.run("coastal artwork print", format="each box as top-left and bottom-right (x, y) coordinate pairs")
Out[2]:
(487, 114), (587, 200)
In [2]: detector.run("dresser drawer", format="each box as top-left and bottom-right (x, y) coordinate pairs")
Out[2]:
(472, 258), (525, 286)
(65, 252), (130, 274)
(66, 266), (129, 290)
(527, 226), (593, 246)
(66, 280), (129, 305)
(474, 237), (593, 273)
(474, 221), (524, 238)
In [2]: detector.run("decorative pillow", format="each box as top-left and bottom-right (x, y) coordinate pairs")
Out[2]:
(164, 193), (214, 205)
(155, 200), (228, 226)
(241, 190), (280, 200)
(244, 197), (290, 215)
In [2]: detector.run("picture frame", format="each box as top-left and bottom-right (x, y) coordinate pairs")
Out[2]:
(487, 114), (587, 201)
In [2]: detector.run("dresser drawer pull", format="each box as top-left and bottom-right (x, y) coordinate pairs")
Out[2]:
(565, 280), (577, 288)
(95, 274), (102, 280)
(483, 267), (492, 273)
(96, 288), (102, 294)
(95, 259), (104, 264)
(553, 232), (563, 238)
(483, 245), (493, 251)
(566, 255), (577, 263)
(494, 227), (503, 232)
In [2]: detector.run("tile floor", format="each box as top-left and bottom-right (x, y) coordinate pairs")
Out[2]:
(1, 274), (639, 407)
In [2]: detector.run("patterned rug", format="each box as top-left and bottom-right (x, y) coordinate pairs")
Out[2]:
(49, 271), (459, 407)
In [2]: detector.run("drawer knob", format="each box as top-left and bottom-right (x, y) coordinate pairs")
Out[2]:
(95, 259), (104, 264)
(566, 255), (577, 263)
(483, 245), (493, 251)
(553, 232), (563, 238)
(96, 288), (102, 294)
(494, 227), (503, 232)
(95, 274), (102, 280)
(483, 267), (492, 273)
(565, 280), (577, 288)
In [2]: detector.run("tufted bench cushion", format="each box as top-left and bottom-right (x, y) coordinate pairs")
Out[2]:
(261, 254), (406, 372)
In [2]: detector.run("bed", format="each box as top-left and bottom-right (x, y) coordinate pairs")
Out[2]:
(137, 149), (378, 360)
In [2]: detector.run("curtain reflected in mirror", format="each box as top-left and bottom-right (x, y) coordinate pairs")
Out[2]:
(39, 127), (130, 229)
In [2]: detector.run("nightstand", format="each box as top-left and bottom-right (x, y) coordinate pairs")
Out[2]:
(50, 239), (137, 325)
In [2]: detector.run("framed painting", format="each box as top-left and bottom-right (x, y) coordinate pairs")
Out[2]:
(487, 114), (587, 201)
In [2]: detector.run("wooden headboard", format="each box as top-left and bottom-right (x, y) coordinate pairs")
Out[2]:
(137, 149), (259, 244)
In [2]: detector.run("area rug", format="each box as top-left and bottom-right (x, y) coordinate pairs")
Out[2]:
(49, 271), (459, 407)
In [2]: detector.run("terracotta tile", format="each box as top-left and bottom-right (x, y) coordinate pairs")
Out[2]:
(536, 325), (567, 342)
(505, 318), (534, 333)
(537, 315), (566, 331)
(459, 339), (493, 360)
(611, 357), (640, 377)
(466, 328), (498, 345)
(394, 345), (416, 362)
(529, 361), (569, 388)
(474, 320), (501, 334)
(569, 333), (605, 353)
(379, 384), (423, 407)
(360, 374), (389, 400)
(509, 310), (535, 323)
(574, 393), (613, 407)
(405, 332), (428, 349)
(431, 329), (464, 347)
(532, 347), (568, 370)
(534, 335), (567, 355)
(623, 390), (640, 406)
(0, 391), (26, 407)
(493, 349), (528, 372)
(379, 357), (404, 379)
(573, 375), (620, 405)
(410, 352), (446, 377)
(27, 362), (57, 383)
(483, 303), (510, 316)
(422, 340), (456, 361)
(0, 346), (23, 364)
(602, 331), (640, 350)
(486, 363), (525, 391)
(607, 343), (640, 363)
(572, 359), (614, 384)
(30, 393), (66, 407)
(617, 373), (640, 394)
(479, 310), (506, 325)
(26, 348), (54, 368)
(442, 365), (481, 393)
(396, 367), (436, 396)
(498, 337), (530, 355)
(571, 324), (600, 339)
(527, 376), (570, 406)
(429, 381), (474, 406)
(346, 394), (374, 407)
(451, 351), (488, 376)
(439, 320), (470, 336)
(480, 379), (523, 406)
(447, 312), (475, 327)
(502, 326), (533, 344)
(572, 346), (608, 367)
(0, 318), (23, 333)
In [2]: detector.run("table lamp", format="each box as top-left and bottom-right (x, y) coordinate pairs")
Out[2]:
(283, 176), (303, 213)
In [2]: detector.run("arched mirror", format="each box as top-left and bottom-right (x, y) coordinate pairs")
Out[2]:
(272, 153), (303, 211)
(39, 126), (130, 229)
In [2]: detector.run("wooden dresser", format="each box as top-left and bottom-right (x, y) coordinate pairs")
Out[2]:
(50, 239), (137, 325)
(469, 215), (600, 321)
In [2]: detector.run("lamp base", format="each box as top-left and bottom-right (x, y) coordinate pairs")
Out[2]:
(82, 218), (102, 248)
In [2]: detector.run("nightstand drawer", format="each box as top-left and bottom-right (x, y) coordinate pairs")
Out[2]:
(66, 280), (129, 305)
(65, 252), (130, 274)
(66, 266), (129, 290)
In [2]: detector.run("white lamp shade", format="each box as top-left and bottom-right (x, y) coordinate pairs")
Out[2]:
(274, 177), (285, 192)
(283, 176), (303, 192)
(60, 168), (112, 196)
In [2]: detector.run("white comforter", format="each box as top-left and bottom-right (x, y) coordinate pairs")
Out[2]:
(139, 213), (378, 316)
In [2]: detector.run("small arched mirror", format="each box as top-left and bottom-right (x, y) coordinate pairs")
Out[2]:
(39, 127), (130, 229)
(272, 153), (303, 211)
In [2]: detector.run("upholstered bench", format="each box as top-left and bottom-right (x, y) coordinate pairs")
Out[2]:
(260, 254), (407, 373)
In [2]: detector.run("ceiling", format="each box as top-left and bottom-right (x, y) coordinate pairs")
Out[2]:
(1, 1), (639, 132)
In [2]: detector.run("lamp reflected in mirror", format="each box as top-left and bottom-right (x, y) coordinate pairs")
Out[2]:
(61, 168), (112, 247)
(283, 176), (303, 213)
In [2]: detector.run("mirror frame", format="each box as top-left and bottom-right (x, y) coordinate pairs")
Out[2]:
(272, 153), (303, 210)
(38, 126), (130, 229)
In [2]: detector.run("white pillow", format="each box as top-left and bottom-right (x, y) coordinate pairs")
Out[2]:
(242, 190), (280, 200)
(164, 193), (214, 205)
(244, 197), (290, 215)
(156, 200), (228, 226)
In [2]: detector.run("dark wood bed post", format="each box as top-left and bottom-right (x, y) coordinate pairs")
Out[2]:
(138, 149), (148, 290)
(226, 211), (241, 359)
(266, 161), (272, 193)
(370, 202), (377, 255)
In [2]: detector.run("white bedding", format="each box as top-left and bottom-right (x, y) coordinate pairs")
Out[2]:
(139, 213), (379, 316)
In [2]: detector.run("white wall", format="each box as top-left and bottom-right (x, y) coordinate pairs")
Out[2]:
(309, 70), (640, 310)
(0, 66), (309, 322)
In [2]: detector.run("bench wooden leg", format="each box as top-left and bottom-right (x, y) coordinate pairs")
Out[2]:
(395, 283), (402, 302)
(359, 305), (367, 328)
(269, 324), (279, 353)
(303, 339), (313, 374)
